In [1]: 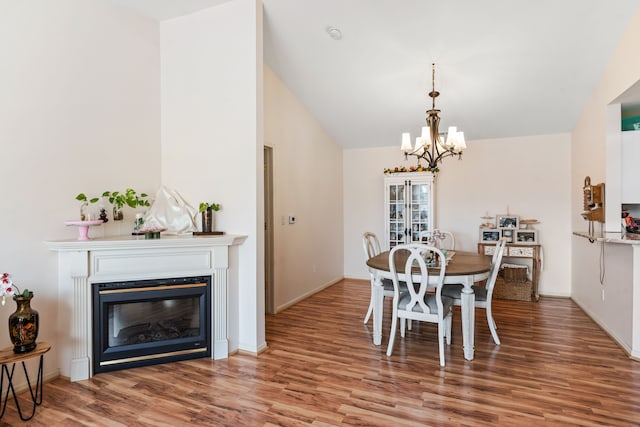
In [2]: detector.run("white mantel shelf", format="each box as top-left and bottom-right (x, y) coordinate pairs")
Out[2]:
(45, 234), (247, 251)
(45, 233), (247, 381)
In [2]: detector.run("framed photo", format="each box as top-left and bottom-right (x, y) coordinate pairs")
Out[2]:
(514, 229), (538, 244)
(497, 214), (519, 229)
(479, 228), (501, 243)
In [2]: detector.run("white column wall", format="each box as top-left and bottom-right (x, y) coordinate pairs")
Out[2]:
(160, 0), (265, 354)
(344, 133), (572, 297)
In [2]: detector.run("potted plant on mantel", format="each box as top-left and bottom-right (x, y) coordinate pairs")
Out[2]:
(198, 202), (220, 233)
(75, 193), (99, 221)
(102, 189), (150, 221)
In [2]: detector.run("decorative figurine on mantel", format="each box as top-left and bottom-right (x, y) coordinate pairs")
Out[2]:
(99, 208), (108, 223)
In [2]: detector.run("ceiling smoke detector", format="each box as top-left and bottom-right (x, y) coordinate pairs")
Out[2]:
(325, 26), (342, 40)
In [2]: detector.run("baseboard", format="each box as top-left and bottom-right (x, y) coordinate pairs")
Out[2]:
(275, 277), (343, 313)
(570, 297), (635, 359)
(237, 342), (268, 357)
(7, 368), (61, 394)
(343, 275), (369, 281)
(236, 341), (268, 357)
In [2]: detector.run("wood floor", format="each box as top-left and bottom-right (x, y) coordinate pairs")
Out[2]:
(2, 279), (640, 426)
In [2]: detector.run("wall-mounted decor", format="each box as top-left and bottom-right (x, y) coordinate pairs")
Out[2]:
(514, 229), (538, 244)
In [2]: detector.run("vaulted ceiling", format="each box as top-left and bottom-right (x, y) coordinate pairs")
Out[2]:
(107, 0), (640, 149)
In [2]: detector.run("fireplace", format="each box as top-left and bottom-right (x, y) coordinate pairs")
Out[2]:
(45, 234), (247, 381)
(92, 276), (211, 374)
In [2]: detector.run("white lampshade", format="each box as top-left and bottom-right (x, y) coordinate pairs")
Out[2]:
(454, 131), (466, 152)
(446, 126), (457, 147)
(401, 132), (412, 152)
(421, 126), (432, 148)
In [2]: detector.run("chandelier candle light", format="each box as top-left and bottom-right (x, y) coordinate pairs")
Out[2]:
(401, 63), (466, 172)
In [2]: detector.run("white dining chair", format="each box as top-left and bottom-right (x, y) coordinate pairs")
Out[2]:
(362, 232), (395, 324)
(442, 237), (507, 345)
(386, 244), (453, 367)
(420, 229), (455, 251)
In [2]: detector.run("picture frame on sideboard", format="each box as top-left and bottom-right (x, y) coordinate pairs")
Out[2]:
(514, 229), (538, 244)
(497, 214), (519, 229)
(479, 228), (501, 243)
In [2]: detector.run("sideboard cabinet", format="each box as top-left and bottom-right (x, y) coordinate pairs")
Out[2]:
(478, 242), (541, 301)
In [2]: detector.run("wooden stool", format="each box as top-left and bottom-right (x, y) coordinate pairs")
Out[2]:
(0, 342), (51, 421)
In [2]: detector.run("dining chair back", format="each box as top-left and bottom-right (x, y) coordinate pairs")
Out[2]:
(362, 232), (395, 324)
(420, 229), (455, 250)
(386, 244), (453, 367)
(442, 237), (507, 344)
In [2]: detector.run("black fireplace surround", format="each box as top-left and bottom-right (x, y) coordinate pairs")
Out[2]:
(92, 276), (211, 374)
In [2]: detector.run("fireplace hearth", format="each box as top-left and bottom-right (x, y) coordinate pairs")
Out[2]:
(93, 276), (211, 374)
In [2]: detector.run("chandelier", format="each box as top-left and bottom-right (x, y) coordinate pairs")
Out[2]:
(401, 64), (466, 172)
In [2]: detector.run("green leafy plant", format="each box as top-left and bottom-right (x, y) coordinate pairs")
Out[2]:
(75, 193), (99, 204)
(102, 189), (151, 210)
(101, 189), (150, 221)
(76, 193), (99, 220)
(199, 202), (221, 213)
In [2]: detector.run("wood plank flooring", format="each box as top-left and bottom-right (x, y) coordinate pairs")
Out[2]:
(2, 278), (640, 426)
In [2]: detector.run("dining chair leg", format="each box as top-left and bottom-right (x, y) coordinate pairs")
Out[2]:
(400, 318), (406, 337)
(486, 306), (501, 345)
(445, 313), (452, 345)
(437, 323), (446, 367)
(363, 284), (374, 324)
(386, 308), (399, 357)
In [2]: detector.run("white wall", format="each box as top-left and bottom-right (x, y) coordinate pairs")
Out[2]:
(160, 0), (265, 354)
(0, 0), (160, 379)
(571, 8), (640, 336)
(264, 66), (344, 311)
(344, 133), (572, 297)
(573, 239), (634, 352)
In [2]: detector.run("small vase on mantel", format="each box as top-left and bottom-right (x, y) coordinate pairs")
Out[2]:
(9, 293), (39, 353)
(201, 209), (214, 233)
(113, 207), (124, 221)
(198, 203), (220, 234)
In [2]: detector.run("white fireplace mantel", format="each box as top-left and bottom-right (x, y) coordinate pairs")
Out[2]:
(45, 234), (247, 381)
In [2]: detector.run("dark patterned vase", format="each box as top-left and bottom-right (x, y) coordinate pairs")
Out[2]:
(9, 294), (39, 353)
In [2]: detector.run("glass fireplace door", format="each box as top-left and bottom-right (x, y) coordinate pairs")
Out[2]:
(93, 276), (211, 374)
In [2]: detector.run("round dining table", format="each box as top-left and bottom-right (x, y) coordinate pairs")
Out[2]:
(366, 250), (491, 361)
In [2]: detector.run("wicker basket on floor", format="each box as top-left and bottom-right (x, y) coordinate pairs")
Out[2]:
(501, 265), (528, 282)
(493, 277), (532, 301)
